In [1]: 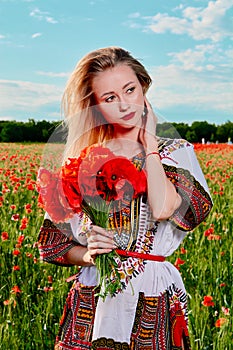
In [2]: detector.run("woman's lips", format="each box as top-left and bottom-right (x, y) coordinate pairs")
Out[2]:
(121, 112), (135, 121)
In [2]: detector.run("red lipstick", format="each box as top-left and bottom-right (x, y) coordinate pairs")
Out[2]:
(122, 112), (135, 121)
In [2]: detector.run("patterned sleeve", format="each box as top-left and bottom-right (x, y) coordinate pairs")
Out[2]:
(159, 138), (213, 231)
(37, 218), (80, 266)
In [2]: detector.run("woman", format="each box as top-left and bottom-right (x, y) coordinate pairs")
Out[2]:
(37, 47), (213, 349)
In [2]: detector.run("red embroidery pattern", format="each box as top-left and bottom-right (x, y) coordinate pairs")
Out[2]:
(164, 165), (212, 231)
(38, 219), (79, 266)
(56, 283), (98, 349)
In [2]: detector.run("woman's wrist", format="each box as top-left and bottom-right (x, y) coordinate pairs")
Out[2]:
(65, 246), (94, 266)
(145, 151), (161, 159)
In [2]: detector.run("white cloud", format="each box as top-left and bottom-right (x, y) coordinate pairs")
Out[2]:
(130, 0), (233, 42)
(31, 32), (42, 39)
(168, 44), (216, 71)
(147, 63), (233, 115)
(167, 44), (233, 73)
(0, 34), (6, 39)
(173, 4), (184, 11)
(36, 71), (70, 78)
(45, 16), (58, 24)
(0, 79), (63, 111)
(149, 13), (188, 34)
(30, 7), (58, 24)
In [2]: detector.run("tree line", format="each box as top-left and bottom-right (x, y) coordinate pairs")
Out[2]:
(0, 119), (232, 143)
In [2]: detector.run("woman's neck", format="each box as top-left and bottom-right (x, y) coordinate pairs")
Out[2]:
(104, 137), (144, 159)
(103, 123), (144, 158)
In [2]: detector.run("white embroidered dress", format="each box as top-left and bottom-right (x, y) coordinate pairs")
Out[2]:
(39, 139), (212, 349)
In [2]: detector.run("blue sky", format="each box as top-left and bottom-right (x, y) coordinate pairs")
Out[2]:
(0, 0), (232, 125)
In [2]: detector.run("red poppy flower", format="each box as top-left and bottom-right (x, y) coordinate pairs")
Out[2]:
(204, 227), (214, 237)
(180, 247), (187, 254)
(219, 283), (226, 287)
(37, 168), (52, 187)
(11, 214), (20, 221)
(215, 318), (227, 328)
(17, 235), (25, 244)
(62, 146), (148, 212)
(1, 231), (9, 241)
(75, 146), (117, 200)
(221, 307), (230, 315)
(27, 183), (34, 191)
(202, 295), (214, 307)
(13, 265), (20, 271)
(207, 234), (221, 240)
(174, 258), (185, 266)
(21, 218), (29, 225)
(37, 168), (73, 223)
(11, 285), (22, 294)
(98, 158), (147, 201)
(12, 249), (20, 256)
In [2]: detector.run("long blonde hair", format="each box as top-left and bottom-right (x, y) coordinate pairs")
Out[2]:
(62, 47), (152, 159)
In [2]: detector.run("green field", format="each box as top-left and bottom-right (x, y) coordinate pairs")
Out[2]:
(0, 143), (232, 349)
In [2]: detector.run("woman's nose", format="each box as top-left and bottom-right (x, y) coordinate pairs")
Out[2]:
(118, 98), (130, 112)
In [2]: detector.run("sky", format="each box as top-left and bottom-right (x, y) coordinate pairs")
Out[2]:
(0, 0), (232, 125)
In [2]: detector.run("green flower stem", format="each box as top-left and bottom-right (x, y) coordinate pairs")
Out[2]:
(82, 198), (123, 301)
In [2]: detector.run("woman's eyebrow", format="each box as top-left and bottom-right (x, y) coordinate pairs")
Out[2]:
(100, 81), (135, 98)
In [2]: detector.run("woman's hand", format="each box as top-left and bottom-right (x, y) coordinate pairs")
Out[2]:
(87, 225), (117, 263)
(138, 97), (158, 152)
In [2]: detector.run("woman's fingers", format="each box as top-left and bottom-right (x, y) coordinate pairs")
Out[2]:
(92, 225), (114, 239)
(88, 248), (114, 258)
(87, 225), (117, 256)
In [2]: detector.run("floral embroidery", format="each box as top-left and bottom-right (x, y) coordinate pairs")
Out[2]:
(158, 137), (191, 159)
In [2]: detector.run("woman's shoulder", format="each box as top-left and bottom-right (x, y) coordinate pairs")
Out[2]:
(157, 137), (193, 157)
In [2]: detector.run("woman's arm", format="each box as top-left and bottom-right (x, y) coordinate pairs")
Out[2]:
(145, 151), (182, 220)
(38, 217), (116, 267)
(139, 99), (182, 221)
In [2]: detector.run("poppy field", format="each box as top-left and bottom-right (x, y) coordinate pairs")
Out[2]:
(0, 142), (232, 349)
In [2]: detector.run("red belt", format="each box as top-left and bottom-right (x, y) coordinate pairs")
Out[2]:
(115, 249), (166, 262)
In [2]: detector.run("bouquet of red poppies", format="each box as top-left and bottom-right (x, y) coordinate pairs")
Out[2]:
(38, 144), (147, 299)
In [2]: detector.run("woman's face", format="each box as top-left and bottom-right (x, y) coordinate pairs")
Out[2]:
(92, 64), (145, 129)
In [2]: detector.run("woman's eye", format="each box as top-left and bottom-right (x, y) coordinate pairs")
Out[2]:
(126, 86), (135, 94)
(105, 95), (115, 103)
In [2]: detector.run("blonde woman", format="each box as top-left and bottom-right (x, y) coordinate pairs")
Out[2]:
(38, 47), (212, 349)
